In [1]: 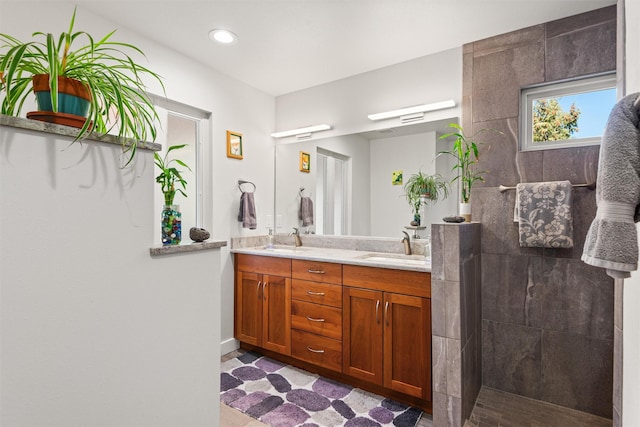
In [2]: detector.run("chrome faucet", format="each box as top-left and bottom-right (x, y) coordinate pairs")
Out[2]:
(290, 227), (302, 247)
(401, 231), (412, 255)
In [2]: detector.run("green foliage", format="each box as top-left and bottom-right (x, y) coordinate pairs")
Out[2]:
(439, 123), (498, 204)
(403, 171), (449, 216)
(154, 144), (191, 206)
(532, 98), (580, 142)
(0, 7), (165, 166)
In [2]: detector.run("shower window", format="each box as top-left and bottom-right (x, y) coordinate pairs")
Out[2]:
(520, 73), (616, 151)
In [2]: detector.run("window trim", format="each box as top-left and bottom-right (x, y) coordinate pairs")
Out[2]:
(520, 72), (616, 152)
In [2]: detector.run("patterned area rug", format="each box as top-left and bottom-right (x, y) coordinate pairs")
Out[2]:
(220, 351), (424, 427)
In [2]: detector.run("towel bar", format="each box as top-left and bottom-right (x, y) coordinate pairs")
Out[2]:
(499, 182), (595, 192)
(238, 180), (256, 192)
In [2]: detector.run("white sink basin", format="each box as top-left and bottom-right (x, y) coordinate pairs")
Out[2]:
(358, 253), (429, 266)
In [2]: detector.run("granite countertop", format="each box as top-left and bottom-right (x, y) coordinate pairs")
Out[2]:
(231, 244), (431, 272)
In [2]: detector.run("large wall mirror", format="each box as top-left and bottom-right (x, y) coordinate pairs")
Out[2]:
(274, 118), (460, 239)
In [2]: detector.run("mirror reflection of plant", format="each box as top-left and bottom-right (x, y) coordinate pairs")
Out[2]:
(154, 144), (191, 206)
(403, 171), (450, 218)
(0, 7), (165, 165)
(439, 123), (500, 204)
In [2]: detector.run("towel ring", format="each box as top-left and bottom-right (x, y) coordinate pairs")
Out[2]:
(299, 186), (311, 198)
(238, 180), (256, 193)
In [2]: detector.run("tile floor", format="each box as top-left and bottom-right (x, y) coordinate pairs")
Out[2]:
(220, 350), (611, 427)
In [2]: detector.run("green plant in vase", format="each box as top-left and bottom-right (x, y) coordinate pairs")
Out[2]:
(154, 144), (191, 245)
(439, 123), (498, 221)
(403, 171), (449, 225)
(0, 7), (165, 166)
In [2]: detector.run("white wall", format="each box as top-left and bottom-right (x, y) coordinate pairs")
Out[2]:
(274, 48), (463, 141)
(0, 1), (277, 424)
(370, 131), (457, 238)
(624, 0), (640, 425)
(275, 133), (371, 236)
(0, 126), (222, 426)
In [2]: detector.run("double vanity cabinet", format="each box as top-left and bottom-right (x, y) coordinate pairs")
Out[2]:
(233, 249), (432, 412)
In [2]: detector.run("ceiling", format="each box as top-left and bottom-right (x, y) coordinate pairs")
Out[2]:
(77, 0), (616, 97)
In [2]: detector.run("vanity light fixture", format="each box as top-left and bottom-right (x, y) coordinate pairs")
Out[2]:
(367, 100), (456, 121)
(270, 124), (332, 138)
(208, 29), (238, 44)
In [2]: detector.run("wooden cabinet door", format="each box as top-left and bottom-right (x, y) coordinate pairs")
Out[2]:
(235, 271), (262, 346)
(383, 293), (431, 400)
(343, 287), (383, 385)
(262, 274), (291, 355)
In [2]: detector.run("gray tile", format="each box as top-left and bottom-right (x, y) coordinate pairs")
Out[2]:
(432, 224), (445, 281)
(613, 326), (622, 417)
(472, 41), (544, 123)
(471, 187), (542, 257)
(473, 25), (545, 58)
(614, 278), (623, 330)
(461, 335), (481, 423)
(541, 330), (613, 418)
(447, 338), (462, 398)
(432, 279), (446, 337)
(444, 225), (461, 281)
(445, 280), (461, 340)
(531, 257), (614, 340)
(545, 16), (616, 80)
(482, 254), (538, 326)
(432, 335), (447, 394)
(546, 5), (616, 38)
(482, 320), (542, 400)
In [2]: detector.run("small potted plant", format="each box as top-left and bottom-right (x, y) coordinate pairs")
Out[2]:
(403, 171), (449, 225)
(0, 7), (165, 166)
(439, 123), (496, 221)
(154, 144), (191, 245)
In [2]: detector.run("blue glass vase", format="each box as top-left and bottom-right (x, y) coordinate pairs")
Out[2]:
(161, 205), (182, 245)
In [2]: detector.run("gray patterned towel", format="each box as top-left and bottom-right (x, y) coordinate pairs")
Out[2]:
(582, 92), (640, 278)
(514, 181), (573, 248)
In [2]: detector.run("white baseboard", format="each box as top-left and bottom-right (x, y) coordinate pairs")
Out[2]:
(221, 337), (239, 356)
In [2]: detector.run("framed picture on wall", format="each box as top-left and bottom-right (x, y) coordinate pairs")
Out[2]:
(300, 151), (310, 173)
(227, 130), (243, 159)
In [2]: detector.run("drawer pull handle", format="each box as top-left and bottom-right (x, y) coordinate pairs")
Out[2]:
(306, 316), (325, 322)
(307, 269), (326, 274)
(307, 346), (325, 354)
(257, 281), (262, 299)
(376, 300), (380, 324)
(306, 291), (325, 296)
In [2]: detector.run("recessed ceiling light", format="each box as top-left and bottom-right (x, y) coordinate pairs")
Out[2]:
(208, 29), (238, 45)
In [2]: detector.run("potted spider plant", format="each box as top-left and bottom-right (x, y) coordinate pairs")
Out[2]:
(0, 7), (164, 166)
(154, 144), (191, 245)
(403, 171), (449, 225)
(439, 123), (497, 221)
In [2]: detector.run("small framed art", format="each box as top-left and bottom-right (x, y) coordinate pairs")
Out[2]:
(227, 130), (243, 159)
(299, 151), (310, 173)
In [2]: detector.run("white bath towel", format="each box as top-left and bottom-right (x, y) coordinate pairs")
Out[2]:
(582, 93), (640, 278)
(514, 181), (573, 248)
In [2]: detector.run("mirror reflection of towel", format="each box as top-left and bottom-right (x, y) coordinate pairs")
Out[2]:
(299, 196), (314, 227)
(238, 192), (257, 229)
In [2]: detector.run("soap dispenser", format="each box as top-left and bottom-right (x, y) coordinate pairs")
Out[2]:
(266, 227), (274, 250)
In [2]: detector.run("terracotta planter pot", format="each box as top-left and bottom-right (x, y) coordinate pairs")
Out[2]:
(29, 74), (91, 128)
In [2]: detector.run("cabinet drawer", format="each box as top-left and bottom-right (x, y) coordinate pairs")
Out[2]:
(236, 254), (291, 277)
(291, 300), (342, 340)
(291, 329), (342, 372)
(292, 259), (342, 284)
(343, 265), (431, 297)
(292, 279), (342, 308)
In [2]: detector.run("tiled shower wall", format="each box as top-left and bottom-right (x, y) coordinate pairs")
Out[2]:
(465, 6), (616, 419)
